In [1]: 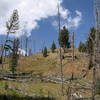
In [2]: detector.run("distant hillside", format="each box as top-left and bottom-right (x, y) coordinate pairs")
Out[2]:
(0, 48), (91, 78)
(16, 48), (91, 79)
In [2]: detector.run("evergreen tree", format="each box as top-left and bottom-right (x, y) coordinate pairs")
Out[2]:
(43, 47), (48, 57)
(58, 26), (69, 50)
(78, 42), (86, 52)
(51, 41), (56, 53)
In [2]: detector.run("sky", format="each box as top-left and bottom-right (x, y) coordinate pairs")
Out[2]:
(0, 0), (95, 53)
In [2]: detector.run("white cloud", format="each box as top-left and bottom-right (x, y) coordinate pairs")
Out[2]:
(52, 10), (82, 29)
(60, 8), (70, 19)
(18, 48), (26, 56)
(52, 20), (58, 28)
(76, 10), (82, 17)
(68, 10), (82, 28)
(0, 0), (69, 37)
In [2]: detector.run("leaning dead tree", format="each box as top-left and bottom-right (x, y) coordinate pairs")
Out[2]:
(0, 9), (19, 67)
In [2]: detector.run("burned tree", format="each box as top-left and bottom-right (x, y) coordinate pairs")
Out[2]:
(10, 39), (20, 74)
(87, 28), (96, 70)
(58, 4), (64, 96)
(4, 39), (20, 74)
(0, 9), (19, 66)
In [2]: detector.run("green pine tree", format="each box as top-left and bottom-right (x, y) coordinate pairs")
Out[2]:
(51, 41), (56, 53)
(43, 47), (48, 57)
(58, 26), (69, 51)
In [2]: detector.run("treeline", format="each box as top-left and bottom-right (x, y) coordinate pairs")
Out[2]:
(78, 27), (96, 54)
(78, 27), (98, 70)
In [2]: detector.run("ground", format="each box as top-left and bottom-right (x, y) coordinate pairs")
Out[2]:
(0, 48), (97, 100)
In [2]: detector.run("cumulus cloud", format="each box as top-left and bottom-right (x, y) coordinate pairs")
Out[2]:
(0, 0), (69, 37)
(67, 10), (82, 28)
(52, 10), (82, 29)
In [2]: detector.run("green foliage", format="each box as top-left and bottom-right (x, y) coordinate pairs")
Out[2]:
(10, 39), (20, 74)
(58, 26), (69, 48)
(51, 41), (56, 53)
(43, 47), (48, 57)
(78, 42), (86, 52)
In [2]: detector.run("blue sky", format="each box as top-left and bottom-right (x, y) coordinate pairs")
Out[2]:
(29, 0), (95, 53)
(0, 0), (95, 54)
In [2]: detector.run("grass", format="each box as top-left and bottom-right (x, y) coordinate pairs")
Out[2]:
(0, 48), (96, 100)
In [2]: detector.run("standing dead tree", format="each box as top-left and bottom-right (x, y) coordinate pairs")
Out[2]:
(91, 0), (100, 100)
(4, 39), (20, 74)
(57, 4), (64, 96)
(10, 39), (20, 74)
(72, 32), (75, 61)
(25, 37), (28, 56)
(0, 9), (19, 68)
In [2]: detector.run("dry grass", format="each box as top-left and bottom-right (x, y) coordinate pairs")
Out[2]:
(0, 48), (94, 99)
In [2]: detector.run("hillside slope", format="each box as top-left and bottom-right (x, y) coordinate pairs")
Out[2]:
(17, 48), (90, 79)
(0, 48), (96, 100)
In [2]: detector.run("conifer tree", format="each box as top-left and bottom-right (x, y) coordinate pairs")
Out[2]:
(51, 41), (56, 53)
(43, 47), (48, 57)
(58, 26), (69, 51)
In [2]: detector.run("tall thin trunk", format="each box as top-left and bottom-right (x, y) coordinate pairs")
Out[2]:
(72, 32), (74, 61)
(58, 4), (64, 96)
